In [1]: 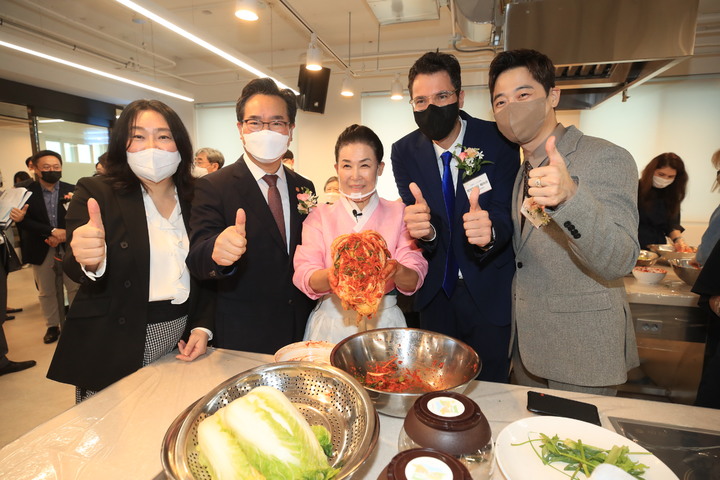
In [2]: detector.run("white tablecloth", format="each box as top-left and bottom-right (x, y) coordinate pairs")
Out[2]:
(1, 348), (718, 479)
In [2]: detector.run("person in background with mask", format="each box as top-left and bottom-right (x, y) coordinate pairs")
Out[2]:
(489, 48), (640, 395)
(293, 125), (428, 342)
(637, 153), (689, 250)
(193, 147), (225, 177)
(391, 51), (520, 383)
(323, 175), (340, 204)
(47, 99), (212, 403)
(187, 78), (316, 354)
(16, 150), (80, 344)
(282, 149), (295, 171)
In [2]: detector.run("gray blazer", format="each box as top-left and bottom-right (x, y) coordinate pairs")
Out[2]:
(512, 125), (640, 386)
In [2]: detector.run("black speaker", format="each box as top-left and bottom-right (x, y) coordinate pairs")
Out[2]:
(297, 66), (331, 114)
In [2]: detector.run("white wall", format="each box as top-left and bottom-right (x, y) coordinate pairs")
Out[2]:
(0, 122), (33, 187)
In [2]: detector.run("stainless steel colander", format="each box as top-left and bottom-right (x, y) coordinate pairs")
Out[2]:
(161, 361), (379, 480)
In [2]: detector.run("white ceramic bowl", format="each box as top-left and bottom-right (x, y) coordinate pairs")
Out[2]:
(274, 340), (336, 364)
(632, 266), (667, 284)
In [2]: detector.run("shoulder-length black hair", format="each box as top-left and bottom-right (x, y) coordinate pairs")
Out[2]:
(638, 152), (688, 218)
(105, 99), (194, 203)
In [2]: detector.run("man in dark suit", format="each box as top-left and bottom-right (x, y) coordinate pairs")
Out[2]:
(16, 150), (79, 344)
(392, 52), (520, 382)
(187, 78), (315, 354)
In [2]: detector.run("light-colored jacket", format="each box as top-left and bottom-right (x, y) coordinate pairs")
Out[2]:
(512, 125), (640, 386)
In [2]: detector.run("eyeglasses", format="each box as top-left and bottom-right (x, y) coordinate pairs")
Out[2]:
(38, 165), (62, 172)
(409, 90), (458, 110)
(242, 119), (290, 133)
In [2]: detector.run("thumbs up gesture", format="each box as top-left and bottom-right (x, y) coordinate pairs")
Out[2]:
(527, 135), (577, 208)
(212, 208), (247, 266)
(403, 182), (434, 241)
(463, 187), (493, 247)
(71, 198), (106, 272)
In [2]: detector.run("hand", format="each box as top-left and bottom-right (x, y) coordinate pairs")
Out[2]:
(528, 136), (577, 208)
(71, 198), (106, 271)
(176, 329), (209, 361)
(383, 259), (398, 281)
(463, 186), (492, 247)
(212, 209), (247, 266)
(51, 228), (67, 244)
(403, 182), (434, 240)
(9, 204), (28, 223)
(45, 236), (59, 247)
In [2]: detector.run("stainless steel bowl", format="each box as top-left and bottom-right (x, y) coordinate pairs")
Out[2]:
(669, 258), (702, 286)
(162, 362), (379, 480)
(647, 244), (696, 262)
(636, 250), (660, 267)
(330, 328), (481, 418)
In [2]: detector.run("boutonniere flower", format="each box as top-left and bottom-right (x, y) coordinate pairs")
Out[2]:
(452, 144), (493, 179)
(296, 186), (318, 215)
(62, 192), (74, 204)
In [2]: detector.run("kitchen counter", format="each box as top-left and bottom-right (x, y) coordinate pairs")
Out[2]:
(624, 266), (699, 308)
(1, 348), (718, 480)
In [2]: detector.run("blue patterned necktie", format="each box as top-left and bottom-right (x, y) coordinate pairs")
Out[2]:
(441, 151), (458, 296)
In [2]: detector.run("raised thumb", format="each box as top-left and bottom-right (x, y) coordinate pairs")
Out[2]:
(409, 182), (426, 206)
(545, 135), (564, 166)
(87, 198), (104, 230)
(235, 208), (246, 235)
(468, 186), (482, 212)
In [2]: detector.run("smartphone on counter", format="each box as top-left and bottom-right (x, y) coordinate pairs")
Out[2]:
(526, 391), (602, 426)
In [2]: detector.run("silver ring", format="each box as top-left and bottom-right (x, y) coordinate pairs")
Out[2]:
(535, 178), (542, 188)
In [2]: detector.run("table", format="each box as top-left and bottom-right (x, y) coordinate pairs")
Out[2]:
(1, 348), (718, 479)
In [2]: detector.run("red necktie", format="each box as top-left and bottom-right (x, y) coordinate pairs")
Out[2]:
(262, 174), (286, 246)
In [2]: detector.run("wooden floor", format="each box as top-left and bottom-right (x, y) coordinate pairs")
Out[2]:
(0, 266), (74, 448)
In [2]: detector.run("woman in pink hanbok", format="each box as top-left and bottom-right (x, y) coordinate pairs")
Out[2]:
(293, 125), (428, 343)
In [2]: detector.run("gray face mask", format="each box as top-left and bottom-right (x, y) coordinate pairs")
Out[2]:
(493, 97), (547, 145)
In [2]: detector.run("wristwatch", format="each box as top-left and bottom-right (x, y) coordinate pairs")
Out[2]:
(479, 227), (496, 252)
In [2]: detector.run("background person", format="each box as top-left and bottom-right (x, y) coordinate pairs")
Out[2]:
(489, 48), (639, 395)
(47, 99), (212, 403)
(637, 152), (688, 250)
(391, 51), (520, 383)
(193, 147), (225, 177)
(695, 149), (720, 266)
(187, 78), (315, 355)
(293, 125), (428, 343)
(15, 150), (79, 344)
(323, 175), (339, 204)
(13, 171), (31, 186)
(282, 149), (295, 171)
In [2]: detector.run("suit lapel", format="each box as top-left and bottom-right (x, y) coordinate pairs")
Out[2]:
(116, 186), (150, 277)
(284, 168), (304, 253)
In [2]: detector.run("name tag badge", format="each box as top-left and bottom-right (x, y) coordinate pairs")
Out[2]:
(521, 197), (551, 229)
(463, 173), (492, 197)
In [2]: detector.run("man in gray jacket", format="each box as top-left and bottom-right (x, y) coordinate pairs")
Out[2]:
(488, 49), (640, 394)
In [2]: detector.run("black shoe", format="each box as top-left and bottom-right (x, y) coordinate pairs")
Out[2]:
(6, 307), (22, 314)
(43, 326), (60, 344)
(0, 360), (37, 376)
(5, 315), (15, 321)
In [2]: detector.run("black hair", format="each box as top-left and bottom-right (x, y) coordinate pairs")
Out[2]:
(489, 49), (556, 97)
(105, 99), (195, 203)
(14, 171), (31, 185)
(408, 51), (462, 98)
(235, 78), (297, 124)
(334, 124), (384, 164)
(30, 150), (62, 165)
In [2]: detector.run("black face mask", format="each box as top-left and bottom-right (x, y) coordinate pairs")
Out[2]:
(40, 171), (62, 184)
(413, 102), (460, 141)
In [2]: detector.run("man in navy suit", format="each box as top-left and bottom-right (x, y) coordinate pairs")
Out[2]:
(391, 52), (520, 382)
(187, 78), (315, 354)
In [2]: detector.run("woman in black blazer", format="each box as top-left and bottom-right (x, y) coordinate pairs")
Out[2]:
(48, 100), (212, 402)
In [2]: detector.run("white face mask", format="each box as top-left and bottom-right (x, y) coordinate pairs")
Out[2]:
(192, 165), (209, 178)
(126, 148), (181, 183)
(339, 186), (377, 202)
(652, 175), (674, 189)
(242, 130), (290, 164)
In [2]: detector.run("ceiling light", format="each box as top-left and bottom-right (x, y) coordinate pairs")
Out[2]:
(0, 40), (194, 102)
(390, 74), (404, 100)
(306, 33), (322, 71)
(235, 0), (259, 21)
(340, 74), (354, 97)
(114, 0), (297, 94)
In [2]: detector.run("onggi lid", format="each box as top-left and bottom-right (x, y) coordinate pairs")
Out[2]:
(403, 391), (491, 456)
(378, 448), (472, 480)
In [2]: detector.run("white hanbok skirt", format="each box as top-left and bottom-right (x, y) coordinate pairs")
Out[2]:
(303, 293), (406, 344)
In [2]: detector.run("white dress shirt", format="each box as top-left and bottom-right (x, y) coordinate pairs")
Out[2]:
(245, 158), (291, 252)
